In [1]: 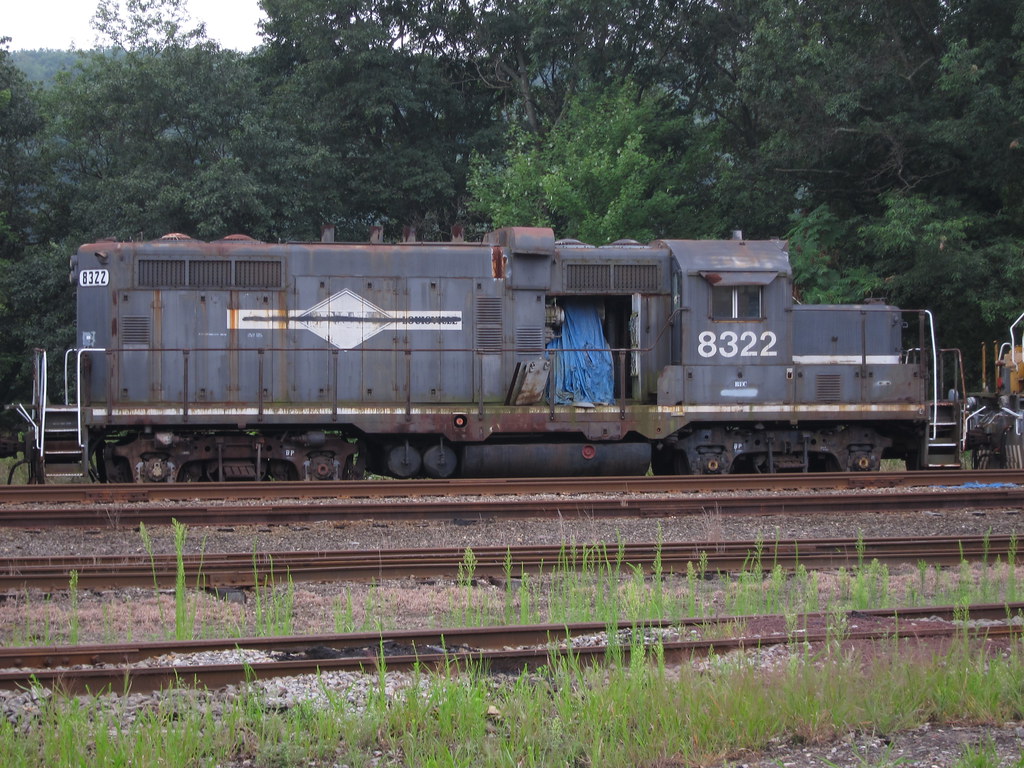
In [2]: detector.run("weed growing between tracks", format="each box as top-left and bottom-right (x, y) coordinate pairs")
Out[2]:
(252, 548), (295, 637)
(331, 583), (391, 634)
(172, 519), (205, 641)
(439, 531), (1024, 630)
(4, 632), (1024, 766)
(6, 530), (1024, 647)
(66, 570), (78, 645)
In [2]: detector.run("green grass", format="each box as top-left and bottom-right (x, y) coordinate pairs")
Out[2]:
(252, 551), (296, 637)
(0, 456), (29, 485)
(5, 530), (1024, 766)
(3, 636), (1024, 767)
(4, 531), (1024, 647)
(430, 533), (1024, 631)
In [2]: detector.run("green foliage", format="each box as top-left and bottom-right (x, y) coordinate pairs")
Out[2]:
(787, 205), (882, 304)
(257, 0), (504, 240)
(470, 85), (694, 243)
(858, 193), (1024, 371)
(0, 40), (45, 262)
(0, 244), (75, 414)
(252, 554), (296, 637)
(91, 0), (208, 52)
(41, 44), (280, 242)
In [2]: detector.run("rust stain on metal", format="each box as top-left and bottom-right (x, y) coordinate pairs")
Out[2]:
(491, 246), (506, 278)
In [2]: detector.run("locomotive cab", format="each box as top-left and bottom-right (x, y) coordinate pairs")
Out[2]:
(652, 238), (937, 474)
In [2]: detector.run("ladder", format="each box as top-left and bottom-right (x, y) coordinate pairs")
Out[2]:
(923, 346), (967, 469)
(922, 400), (964, 469)
(16, 349), (98, 482)
(36, 405), (89, 481)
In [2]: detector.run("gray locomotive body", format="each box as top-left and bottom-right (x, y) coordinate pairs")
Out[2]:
(35, 226), (950, 482)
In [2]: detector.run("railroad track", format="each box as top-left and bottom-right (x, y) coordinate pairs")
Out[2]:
(0, 603), (1016, 695)
(2, 534), (1020, 591)
(1, 468), (1021, 505)
(0, 483), (1021, 528)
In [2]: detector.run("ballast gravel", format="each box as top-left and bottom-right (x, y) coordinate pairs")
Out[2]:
(0, 493), (1021, 558)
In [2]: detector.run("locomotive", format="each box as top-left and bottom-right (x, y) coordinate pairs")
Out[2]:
(965, 313), (1024, 468)
(12, 227), (964, 482)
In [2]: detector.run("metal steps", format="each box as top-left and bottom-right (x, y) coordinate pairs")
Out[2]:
(923, 402), (963, 469)
(38, 406), (88, 481)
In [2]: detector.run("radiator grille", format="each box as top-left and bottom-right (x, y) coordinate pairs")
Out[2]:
(565, 263), (611, 291)
(138, 259), (282, 289)
(474, 297), (503, 353)
(189, 260), (231, 287)
(815, 374), (842, 403)
(514, 327), (546, 359)
(615, 263), (660, 292)
(120, 316), (152, 345)
(138, 260), (185, 287)
(563, 262), (660, 293)
(235, 260), (283, 289)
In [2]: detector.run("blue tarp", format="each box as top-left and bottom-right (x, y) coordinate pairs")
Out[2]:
(934, 482), (1018, 489)
(547, 299), (614, 405)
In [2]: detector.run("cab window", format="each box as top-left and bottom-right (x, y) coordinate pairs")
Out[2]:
(712, 285), (762, 320)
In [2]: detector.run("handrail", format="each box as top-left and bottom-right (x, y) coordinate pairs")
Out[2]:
(1002, 407), (1024, 437)
(14, 403), (37, 440)
(965, 405), (987, 433)
(1009, 310), (1024, 365)
(74, 349), (105, 448)
(35, 349), (47, 453)
(923, 310), (939, 438)
(63, 349), (76, 405)
(999, 342), (1011, 364)
(900, 312), (941, 440)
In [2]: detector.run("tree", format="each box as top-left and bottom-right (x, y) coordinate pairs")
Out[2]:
(0, 245), (75, 415)
(257, 0), (504, 240)
(91, 0), (207, 52)
(40, 43), (285, 242)
(469, 84), (705, 243)
(857, 192), (1024, 366)
(0, 40), (60, 415)
(0, 39), (44, 262)
(10, 50), (83, 87)
(786, 205), (881, 305)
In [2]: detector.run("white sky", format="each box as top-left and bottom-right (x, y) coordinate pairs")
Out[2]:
(2, 0), (267, 51)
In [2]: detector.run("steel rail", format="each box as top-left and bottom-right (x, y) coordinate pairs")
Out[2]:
(0, 469), (1021, 505)
(0, 603), (1017, 695)
(0, 485), (1022, 528)
(1, 534), (1020, 591)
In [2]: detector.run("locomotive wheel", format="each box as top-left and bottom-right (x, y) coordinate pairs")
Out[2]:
(385, 442), (422, 478)
(422, 443), (457, 478)
(342, 444), (367, 480)
(971, 449), (1001, 470)
(650, 445), (689, 475)
(100, 452), (133, 483)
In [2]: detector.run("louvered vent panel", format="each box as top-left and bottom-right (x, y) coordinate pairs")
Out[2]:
(235, 260), (283, 288)
(614, 264), (660, 293)
(138, 260), (185, 287)
(120, 316), (152, 345)
(514, 327), (546, 359)
(815, 374), (842, 403)
(564, 263), (611, 292)
(474, 297), (503, 353)
(189, 260), (230, 287)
